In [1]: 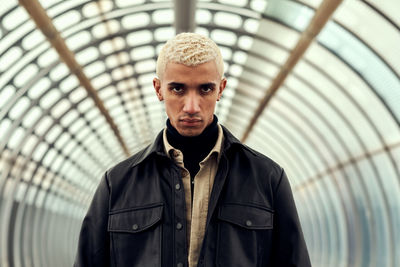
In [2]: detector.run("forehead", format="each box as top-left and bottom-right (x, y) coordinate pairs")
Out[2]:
(163, 61), (220, 84)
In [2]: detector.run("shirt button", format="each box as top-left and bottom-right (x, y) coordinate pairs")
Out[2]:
(132, 224), (139, 230)
(176, 222), (183, 230)
(246, 220), (252, 227)
(177, 263), (183, 267)
(175, 183), (181, 190)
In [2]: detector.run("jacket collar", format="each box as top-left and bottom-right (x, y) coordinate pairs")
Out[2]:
(129, 124), (243, 168)
(220, 125), (242, 150)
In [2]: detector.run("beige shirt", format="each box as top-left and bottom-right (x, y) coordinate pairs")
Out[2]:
(163, 124), (224, 267)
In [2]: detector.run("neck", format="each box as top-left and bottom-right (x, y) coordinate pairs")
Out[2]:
(166, 115), (219, 177)
(166, 116), (218, 151)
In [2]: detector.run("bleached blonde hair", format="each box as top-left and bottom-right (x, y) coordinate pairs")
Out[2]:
(156, 32), (224, 79)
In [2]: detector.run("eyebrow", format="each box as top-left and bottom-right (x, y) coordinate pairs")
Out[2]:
(167, 82), (184, 87)
(167, 82), (217, 88)
(200, 82), (216, 88)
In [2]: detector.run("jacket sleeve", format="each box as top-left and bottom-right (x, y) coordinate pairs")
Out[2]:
(74, 172), (111, 267)
(270, 169), (312, 267)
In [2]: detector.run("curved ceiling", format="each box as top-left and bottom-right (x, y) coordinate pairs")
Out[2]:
(0, 0), (399, 266)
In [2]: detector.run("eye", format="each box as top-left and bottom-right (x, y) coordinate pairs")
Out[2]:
(170, 87), (184, 94)
(201, 86), (214, 94)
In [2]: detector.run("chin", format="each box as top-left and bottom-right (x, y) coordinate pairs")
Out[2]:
(178, 128), (203, 137)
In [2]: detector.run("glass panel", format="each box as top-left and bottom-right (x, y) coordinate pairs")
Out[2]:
(131, 46), (155, 61)
(251, 38), (289, 64)
(28, 78), (51, 99)
(250, 0), (268, 12)
(84, 61), (106, 78)
(356, 158), (391, 267)
(45, 125), (62, 144)
(218, 0), (248, 7)
(318, 22), (400, 123)
(152, 9), (173, 24)
(22, 106), (41, 129)
(264, 0), (313, 32)
(277, 88), (341, 164)
(121, 13), (151, 29)
(49, 64), (69, 82)
(3, 6), (29, 31)
(211, 29), (237, 46)
(14, 64), (39, 87)
(293, 59), (382, 154)
(0, 46), (23, 72)
(82, 1), (113, 18)
(53, 10), (81, 32)
(9, 97), (30, 120)
(21, 135), (38, 156)
(92, 20), (120, 39)
(333, 1), (400, 75)
(51, 99), (71, 119)
(364, 0), (400, 27)
(39, 89), (62, 109)
(65, 31), (91, 51)
(196, 9), (212, 24)
(76, 47), (100, 66)
(256, 19), (299, 49)
(303, 43), (400, 146)
(391, 146), (400, 267)
(214, 12), (243, 29)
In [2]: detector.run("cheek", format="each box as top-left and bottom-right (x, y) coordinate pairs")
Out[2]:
(206, 99), (217, 110)
(164, 100), (180, 116)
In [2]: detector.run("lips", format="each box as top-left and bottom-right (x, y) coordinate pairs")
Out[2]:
(180, 118), (202, 126)
(182, 119), (201, 122)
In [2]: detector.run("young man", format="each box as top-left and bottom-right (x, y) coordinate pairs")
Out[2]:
(74, 33), (311, 267)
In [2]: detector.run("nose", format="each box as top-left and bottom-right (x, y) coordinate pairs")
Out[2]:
(182, 91), (200, 114)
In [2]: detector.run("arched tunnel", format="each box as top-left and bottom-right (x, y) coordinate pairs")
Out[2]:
(0, 0), (399, 266)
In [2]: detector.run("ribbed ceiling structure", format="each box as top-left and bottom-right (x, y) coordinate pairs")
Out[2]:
(0, 0), (399, 266)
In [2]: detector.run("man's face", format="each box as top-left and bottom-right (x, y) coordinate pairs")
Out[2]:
(153, 61), (226, 137)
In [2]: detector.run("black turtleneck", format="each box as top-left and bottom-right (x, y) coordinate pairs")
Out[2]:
(166, 115), (219, 180)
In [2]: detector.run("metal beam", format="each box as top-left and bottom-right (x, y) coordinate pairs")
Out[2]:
(295, 140), (400, 191)
(174, 0), (197, 33)
(18, 0), (130, 157)
(241, 0), (343, 142)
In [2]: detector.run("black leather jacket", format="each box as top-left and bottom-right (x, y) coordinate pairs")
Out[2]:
(74, 126), (311, 267)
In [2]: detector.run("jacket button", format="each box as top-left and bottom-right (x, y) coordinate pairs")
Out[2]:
(175, 183), (181, 190)
(246, 220), (252, 227)
(176, 222), (183, 230)
(177, 263), (183, 267)
(132, 224), (139, 230)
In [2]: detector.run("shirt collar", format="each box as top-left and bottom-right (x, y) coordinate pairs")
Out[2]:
(129, 124), (242, 169)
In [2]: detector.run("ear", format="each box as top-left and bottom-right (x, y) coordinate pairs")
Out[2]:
(153, 78), (163, 101)
(217, 78), (227, 101)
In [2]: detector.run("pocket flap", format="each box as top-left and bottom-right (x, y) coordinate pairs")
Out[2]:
(218, 204), (273, 230)
(108, 203), (163, 233)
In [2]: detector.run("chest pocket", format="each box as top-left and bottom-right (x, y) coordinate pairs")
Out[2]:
(108, 203), (163, 267)
(217, 203), (274, 267)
